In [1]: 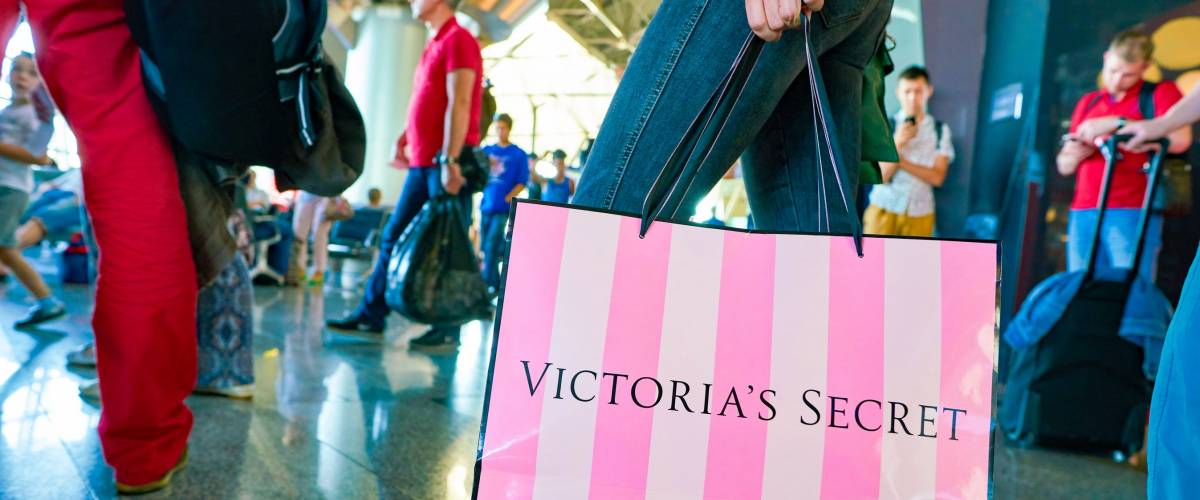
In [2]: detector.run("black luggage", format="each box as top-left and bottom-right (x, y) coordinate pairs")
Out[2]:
(124, 0), (366, 196)
(385, 197), (493, 327)
(1001, 135), (1169, 454)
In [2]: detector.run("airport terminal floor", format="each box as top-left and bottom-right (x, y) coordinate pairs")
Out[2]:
(0, 256), (1150, 499)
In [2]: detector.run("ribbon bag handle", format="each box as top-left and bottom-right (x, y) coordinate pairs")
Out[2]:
(800, 16), (864, 256)
(639, 16), (864, 256)
(639, 34), (764, 237)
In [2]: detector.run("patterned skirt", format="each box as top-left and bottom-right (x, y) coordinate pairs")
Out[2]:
(196, 253), (255, 388)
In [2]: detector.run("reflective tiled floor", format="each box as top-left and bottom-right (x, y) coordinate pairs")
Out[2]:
(0, 255), (1148, 499)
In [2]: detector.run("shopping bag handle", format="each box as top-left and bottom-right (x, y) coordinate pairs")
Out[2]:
(639, 16), (864, 256)
(638, 33), (763, 237)
(799, 16), (863, 256)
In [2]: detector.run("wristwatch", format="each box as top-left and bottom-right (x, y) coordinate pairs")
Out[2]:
(437, 152), (460, 166)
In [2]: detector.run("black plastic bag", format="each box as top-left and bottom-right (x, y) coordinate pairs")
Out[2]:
(386, 197), (493, 326)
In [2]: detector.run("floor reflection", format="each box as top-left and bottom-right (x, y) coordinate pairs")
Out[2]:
(0, 264), (488, 499)
(0, 262), (1150, 499)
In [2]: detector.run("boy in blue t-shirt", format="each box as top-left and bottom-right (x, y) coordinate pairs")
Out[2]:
(479, 114), (529, 291)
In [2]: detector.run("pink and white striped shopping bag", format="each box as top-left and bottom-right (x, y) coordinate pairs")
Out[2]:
(474, 201), (998, 500)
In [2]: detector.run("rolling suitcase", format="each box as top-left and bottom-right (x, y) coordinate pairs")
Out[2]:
(1001, 134), (1169, 454)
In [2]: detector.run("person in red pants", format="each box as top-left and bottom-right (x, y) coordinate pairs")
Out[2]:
(0, 0), (197, 494)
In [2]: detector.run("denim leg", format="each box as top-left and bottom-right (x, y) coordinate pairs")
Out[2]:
(574, 0), (891, 230)
(1099, 209), (1163, 282)
(481, 213), (496, 288)
(1066, 209), (1096, 273)
(481, 212), (508, 289)
(1128, 211), (1156, 280)
(356, 168), (435, 323)
(1148, 249), (1200, 499)
(1070, 208), (1164, 281)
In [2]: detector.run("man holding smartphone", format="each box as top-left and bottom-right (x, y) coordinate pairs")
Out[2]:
(863, 66), (954, 237)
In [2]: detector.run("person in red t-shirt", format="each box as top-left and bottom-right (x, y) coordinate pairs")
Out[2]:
(1056, 30), (1192, 284)
(327, 0), (484, 352)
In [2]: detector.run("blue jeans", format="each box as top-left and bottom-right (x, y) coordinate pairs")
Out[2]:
(1066, 208), (1163, 283)
(1148, 247), (1200, 499)
(355, 164), (472, 337)
(573, 0), (893, 232)
(480, 211), (508, 290)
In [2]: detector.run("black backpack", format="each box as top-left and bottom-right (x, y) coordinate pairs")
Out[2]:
(124, 0), (366, 196)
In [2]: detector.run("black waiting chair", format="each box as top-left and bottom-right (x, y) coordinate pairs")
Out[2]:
(328, 207), (388, 281)
(248, 209), (285, 285)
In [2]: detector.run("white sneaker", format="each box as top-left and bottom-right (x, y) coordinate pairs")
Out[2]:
(79, 380), (101, 402)
(67, 343), (96, 368)
(193, 384), (255, 400)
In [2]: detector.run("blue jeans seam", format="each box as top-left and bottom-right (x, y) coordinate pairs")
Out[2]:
(602, 0), (710, 209)
(777, 110), (805, 229)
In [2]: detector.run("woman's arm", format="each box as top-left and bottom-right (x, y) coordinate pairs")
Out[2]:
(1121, 82), (1200, 151)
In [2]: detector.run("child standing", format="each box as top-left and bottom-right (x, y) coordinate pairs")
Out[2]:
(0, 53), (63, 328)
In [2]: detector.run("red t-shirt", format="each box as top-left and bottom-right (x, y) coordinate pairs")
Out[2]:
(403, 18), (483, 168)
(1068, 80), (1183, 209)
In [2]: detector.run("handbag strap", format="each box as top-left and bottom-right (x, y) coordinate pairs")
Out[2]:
(638, 17), (864, 256)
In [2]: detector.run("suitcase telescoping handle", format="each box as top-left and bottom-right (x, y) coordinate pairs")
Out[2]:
(639, 16), (865, 257)
(1087, 135), (1171, 284)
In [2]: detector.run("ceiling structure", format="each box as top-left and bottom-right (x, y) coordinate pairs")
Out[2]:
(361, 0), (658, 70)
(542, 0), (659, 69)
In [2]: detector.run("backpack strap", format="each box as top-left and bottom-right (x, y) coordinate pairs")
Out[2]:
(1139, 81), (1158, 120)
(1082, 92), (1106, 116)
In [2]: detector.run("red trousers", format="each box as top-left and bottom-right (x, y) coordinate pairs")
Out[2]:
(0, 0), (198, 485)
